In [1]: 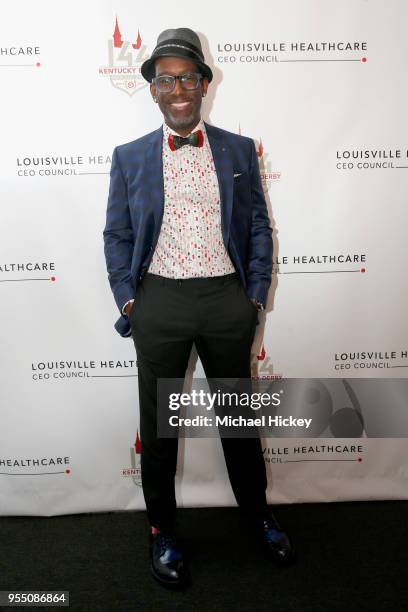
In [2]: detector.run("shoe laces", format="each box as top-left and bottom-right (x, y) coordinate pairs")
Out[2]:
(157, 532), (177, 554)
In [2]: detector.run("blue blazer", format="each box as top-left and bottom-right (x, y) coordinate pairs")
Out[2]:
(103, 122), (273, 337)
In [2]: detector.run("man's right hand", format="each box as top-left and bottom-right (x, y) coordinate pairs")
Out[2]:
(125, 301), (134, 318)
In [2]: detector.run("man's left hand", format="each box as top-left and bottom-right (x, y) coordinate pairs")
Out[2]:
(250, 298), (264, 311)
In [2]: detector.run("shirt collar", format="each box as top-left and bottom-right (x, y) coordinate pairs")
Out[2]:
(163, 118), (206, 140)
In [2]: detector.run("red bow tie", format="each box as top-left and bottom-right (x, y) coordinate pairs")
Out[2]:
(168, 130), (204, 151)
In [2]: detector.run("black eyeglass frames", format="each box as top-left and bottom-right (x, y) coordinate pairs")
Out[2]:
(152, 72), (203, 93)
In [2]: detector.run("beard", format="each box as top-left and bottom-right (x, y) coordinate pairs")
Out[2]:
(158, 93), (202, 134)
(164, 108), (198, 132)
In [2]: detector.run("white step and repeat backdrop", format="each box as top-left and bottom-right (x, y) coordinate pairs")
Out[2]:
(1, 0), (407, 516)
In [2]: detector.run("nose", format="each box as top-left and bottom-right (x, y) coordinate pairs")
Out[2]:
(172, 77), (184, 95)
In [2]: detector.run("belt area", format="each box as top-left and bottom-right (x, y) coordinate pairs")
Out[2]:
(143, 272), (238, 287)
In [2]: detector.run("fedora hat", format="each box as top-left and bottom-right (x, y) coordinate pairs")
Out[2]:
(141, 27), (213, 83)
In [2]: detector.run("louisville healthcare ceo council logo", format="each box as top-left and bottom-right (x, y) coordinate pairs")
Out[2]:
(99, 16), (149, 96)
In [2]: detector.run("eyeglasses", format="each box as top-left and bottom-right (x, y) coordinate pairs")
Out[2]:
(152, 72), (202, 93)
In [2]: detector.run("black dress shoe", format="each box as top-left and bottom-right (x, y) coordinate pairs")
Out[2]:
(256, 512), (295, 566)
(149, 531), (190, 588)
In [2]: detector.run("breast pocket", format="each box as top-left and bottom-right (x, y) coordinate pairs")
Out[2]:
(233, 171), (251, 208)
(233, 170), (248, 183)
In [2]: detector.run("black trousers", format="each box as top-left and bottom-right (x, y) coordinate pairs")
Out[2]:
(130, 272), (268, 530)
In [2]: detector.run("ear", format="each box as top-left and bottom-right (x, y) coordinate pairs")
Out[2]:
(201, 77), (209, 97)
(150, 82), (158, 102)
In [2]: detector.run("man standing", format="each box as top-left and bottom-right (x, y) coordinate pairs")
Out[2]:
(103, 27), (294, 588)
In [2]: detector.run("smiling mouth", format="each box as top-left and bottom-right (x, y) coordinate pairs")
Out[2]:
(170, 101), (191, 110)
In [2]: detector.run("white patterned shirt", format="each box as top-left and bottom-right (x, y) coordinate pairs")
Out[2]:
(147, 119), (235, 278)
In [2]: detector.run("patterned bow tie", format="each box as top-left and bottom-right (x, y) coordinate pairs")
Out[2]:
(168, 130), (204, 151)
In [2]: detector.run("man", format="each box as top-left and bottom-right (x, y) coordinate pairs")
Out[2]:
(103, 27), (294, 588)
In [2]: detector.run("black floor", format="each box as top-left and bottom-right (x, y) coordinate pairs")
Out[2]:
(1, 501), (408, 611)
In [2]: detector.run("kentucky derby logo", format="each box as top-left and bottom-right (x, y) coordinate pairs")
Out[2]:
(238, 125), (280, 191)
(251, 344), (282, 380)
(256, 138), (281, 190)
(99, 17), (149, 96)
(121, 430), (142, 487)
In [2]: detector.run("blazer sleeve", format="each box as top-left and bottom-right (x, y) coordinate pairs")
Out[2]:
(103, 147), (135, 313)
(246, 140), (273, 306)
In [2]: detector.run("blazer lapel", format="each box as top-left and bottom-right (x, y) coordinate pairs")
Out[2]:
(205, 122), (233, 247)
(145, 127), (165, 246)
